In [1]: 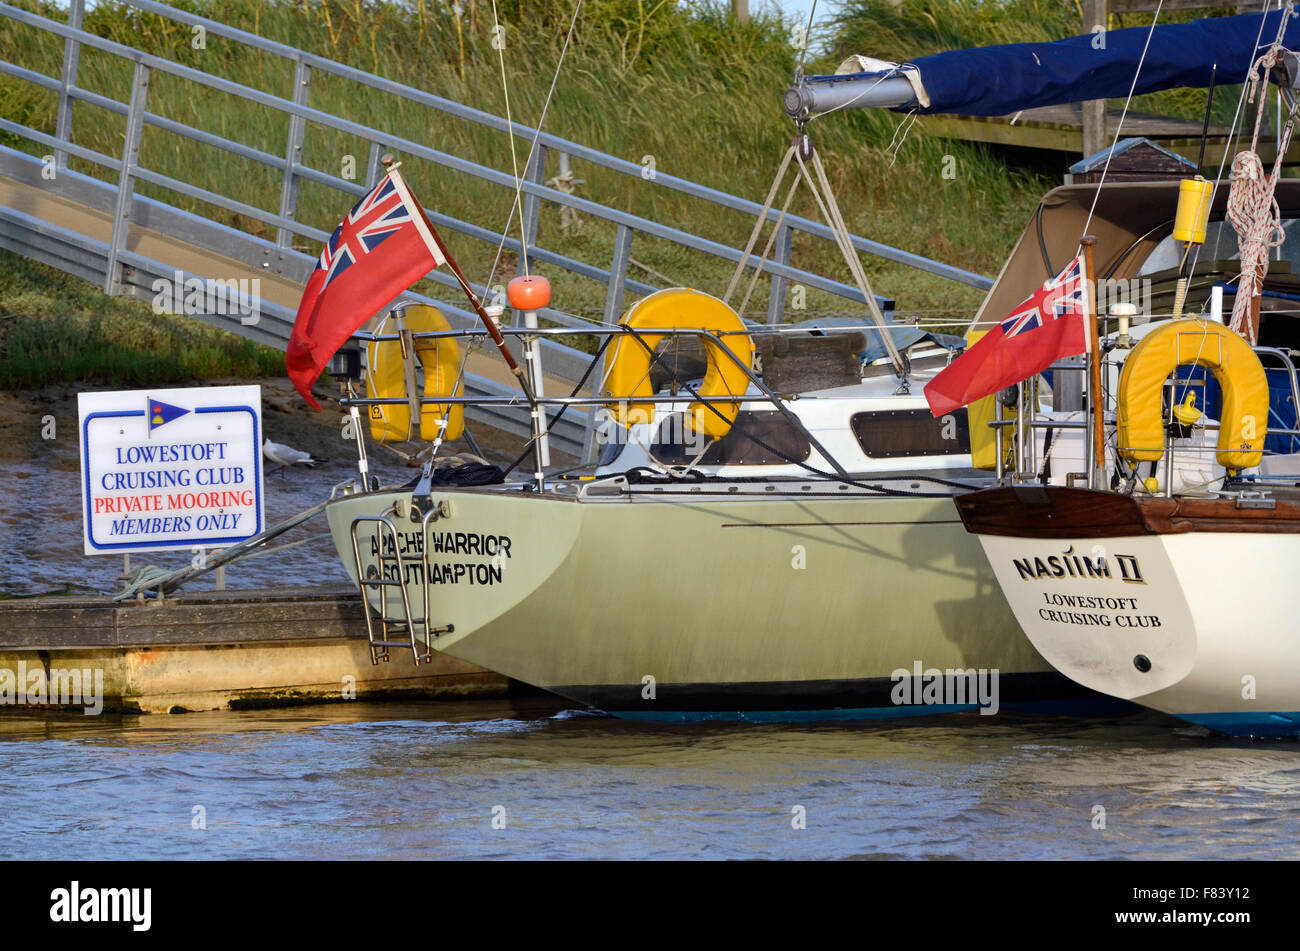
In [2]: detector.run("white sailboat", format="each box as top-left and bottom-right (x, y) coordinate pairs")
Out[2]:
(955, 10), (1300, 737)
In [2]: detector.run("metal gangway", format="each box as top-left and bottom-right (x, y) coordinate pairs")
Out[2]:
(0, 0), (991, 457)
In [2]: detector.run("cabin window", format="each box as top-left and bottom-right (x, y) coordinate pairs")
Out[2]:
(851, 409), (970, 458)
(652, 410), (812, 465)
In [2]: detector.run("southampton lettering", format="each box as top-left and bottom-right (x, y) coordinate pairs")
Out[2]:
(368, 531), (514, 586)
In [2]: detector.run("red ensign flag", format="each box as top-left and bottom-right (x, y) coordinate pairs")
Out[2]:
(924, 256), (1089, 418)
(286, 169), (446, 408)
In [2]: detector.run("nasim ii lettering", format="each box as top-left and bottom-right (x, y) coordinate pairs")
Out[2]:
(1012, 546), (1146, 583)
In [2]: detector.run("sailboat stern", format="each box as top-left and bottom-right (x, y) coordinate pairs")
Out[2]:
(957, 487), (1198, 701)
(325, 487), (584, 666)
(959, 486), (1300, 737)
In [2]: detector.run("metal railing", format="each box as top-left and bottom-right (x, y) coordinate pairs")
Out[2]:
(0, 0), (989, 328)
(0, 0), (996, 459)
(989, 345), (1300, 491)
(345, 318), (923, 482)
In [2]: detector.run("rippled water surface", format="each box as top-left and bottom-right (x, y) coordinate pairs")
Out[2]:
(2, 700), (1299, 860)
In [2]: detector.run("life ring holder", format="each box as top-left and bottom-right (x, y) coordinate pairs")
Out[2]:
(602, 288), (755, 439)
(1116, 319), (1269, 472)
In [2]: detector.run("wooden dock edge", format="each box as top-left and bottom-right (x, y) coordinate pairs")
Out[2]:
(0, 585), (511, 714)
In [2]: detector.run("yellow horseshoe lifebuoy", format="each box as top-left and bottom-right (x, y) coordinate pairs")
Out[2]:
(603, 288), (755, 439)
(366, 304), (465, 443)
(1116, 319), (1268, 471)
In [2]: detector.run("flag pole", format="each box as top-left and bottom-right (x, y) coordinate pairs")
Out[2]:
(384, 159), (536, 404)
(1081, 235), (1106, 491)
(426, 226), (536, 402)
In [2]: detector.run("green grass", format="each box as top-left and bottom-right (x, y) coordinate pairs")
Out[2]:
(0, 0), (1072, 326)
(0, 249), (284, 387)
(0, 0), (1245, 354)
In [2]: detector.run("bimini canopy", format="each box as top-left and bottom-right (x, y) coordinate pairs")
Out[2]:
(971, 179), (1300, 332)
(785, 9), (1300, 120)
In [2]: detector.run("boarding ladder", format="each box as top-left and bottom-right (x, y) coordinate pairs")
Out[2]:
(348, 510), (453, 665)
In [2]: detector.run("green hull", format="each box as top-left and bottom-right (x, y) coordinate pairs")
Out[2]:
(325, 484), (1070, 715)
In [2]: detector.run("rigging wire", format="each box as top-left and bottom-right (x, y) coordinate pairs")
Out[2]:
(1202, 0), (1283, 285)
(796, 0), (817, 77)
(1079, 0), (1166, 241)
(603, 325), (981, 496)
(484, 0), (585, 291)
(489, 0), (528, 276)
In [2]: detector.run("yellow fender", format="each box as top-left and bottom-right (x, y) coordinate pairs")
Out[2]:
(604, 288), (755, 438)
(963, 329), (1017, 471)
(366, 304), (465, 443)
(1116, 319), (1268, 471)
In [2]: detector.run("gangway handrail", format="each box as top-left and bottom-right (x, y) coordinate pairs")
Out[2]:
(110, 0), (993, 292)
(0, 0), (989, 460)
(0, 2), (914, 315)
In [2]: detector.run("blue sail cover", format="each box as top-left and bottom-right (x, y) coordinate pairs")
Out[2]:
(898, 10), (1300, 117)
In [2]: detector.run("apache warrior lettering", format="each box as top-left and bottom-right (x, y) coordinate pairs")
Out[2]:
(369, 530), (514, 586)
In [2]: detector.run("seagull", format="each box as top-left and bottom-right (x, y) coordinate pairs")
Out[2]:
(263, 438), (318, 475)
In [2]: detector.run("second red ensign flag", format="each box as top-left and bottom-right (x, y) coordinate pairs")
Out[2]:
(924, 256), (1090, 418)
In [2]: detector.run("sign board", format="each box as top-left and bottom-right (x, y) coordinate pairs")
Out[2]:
(78, 385), (264, 555)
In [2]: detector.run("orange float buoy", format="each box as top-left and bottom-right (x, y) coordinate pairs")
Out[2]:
(507, 274), (551, 311)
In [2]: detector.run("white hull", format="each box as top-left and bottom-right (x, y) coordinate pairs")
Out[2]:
(976, 529), (1300, 736)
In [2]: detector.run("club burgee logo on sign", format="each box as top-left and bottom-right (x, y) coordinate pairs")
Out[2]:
(78, 385), (264, 554)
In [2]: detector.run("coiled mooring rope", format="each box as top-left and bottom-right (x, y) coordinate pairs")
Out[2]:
(1226, 32), (1296, 340)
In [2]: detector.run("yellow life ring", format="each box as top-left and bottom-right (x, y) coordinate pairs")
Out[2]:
(366, 304), (465, 443)
(603, 288), (755, 439)
(1116, 319), (1268, 471)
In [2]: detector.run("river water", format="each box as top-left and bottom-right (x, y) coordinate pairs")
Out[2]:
(2, 700), (1298, 860)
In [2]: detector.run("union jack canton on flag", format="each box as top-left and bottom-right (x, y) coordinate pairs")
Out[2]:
(287, 169), (447, 408)
(924, 255), (1090, 418)
(1000, 256), (1087, 337)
